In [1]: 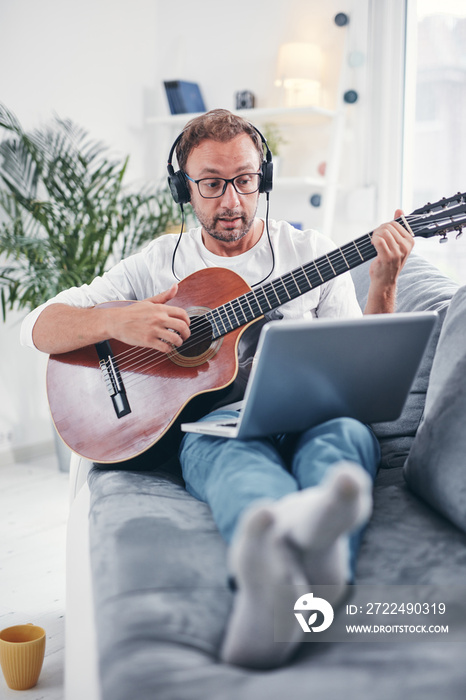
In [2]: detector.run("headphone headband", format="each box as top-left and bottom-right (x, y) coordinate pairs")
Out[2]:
(167, 123), (273, 205)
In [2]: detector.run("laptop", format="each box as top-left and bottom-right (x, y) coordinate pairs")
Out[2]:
(180, 312), (437, 440)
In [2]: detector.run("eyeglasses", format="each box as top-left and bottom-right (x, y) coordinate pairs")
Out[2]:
(184, 172), (262, 199)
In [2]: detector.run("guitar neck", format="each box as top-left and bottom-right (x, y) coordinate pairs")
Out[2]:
(207, 231), (377, 339)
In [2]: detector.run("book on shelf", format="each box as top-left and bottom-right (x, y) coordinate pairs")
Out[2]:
(163, 81), (206, 115)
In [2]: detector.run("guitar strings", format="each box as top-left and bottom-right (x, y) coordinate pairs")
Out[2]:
(103, 219), (412, 379)
(108, 223), (409, 377)
(112, 239), (372, 369)
(103, 206), (464, 384)
(107, 238), (380, 388)
(115, 210), (446, 372)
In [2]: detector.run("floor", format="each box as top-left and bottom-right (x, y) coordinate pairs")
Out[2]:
(0, 452), (69, 699)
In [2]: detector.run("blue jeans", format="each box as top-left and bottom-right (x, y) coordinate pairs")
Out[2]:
(179, 411), (380, 578)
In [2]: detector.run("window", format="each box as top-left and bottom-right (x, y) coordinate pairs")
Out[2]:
(404, 0), (466, 283)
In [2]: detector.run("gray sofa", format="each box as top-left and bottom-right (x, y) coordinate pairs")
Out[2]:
(68, 253), (466, 700)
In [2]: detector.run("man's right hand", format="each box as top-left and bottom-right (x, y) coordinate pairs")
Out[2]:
(106, 284), (191, 352)
(32, 284), (191, 355)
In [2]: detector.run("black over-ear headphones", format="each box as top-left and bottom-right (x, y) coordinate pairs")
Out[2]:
(167, 124), (273, 205)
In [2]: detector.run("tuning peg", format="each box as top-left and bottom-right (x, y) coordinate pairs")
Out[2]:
(439, 233), (448, 244)
(456, 228), (463, 239)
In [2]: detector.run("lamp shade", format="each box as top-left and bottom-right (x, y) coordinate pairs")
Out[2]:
(275, 42), (323, 106)
(275, 42), (323, 85)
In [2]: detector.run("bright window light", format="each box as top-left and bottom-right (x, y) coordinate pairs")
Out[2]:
(404, 0), (466, 283)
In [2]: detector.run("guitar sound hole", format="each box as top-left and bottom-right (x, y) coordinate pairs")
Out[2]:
(178, 316), (213, 358)
(168, 306), (222, 368)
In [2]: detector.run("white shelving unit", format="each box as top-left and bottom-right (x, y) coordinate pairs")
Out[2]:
(146, 19), (354, 235)
(146, 104), (337, 126)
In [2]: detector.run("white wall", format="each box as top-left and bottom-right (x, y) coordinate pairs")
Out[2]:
(1, 0), (159, 181)
(0, 312), (51, 461)
(0, 0), (406, 458)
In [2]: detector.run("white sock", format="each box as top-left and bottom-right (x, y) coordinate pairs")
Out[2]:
(272, 461), (373, 601)
(220, 462), (373, 669)
(220, 502), (307, 669)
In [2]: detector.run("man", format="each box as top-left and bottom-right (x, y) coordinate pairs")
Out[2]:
(21, 109), (414, 669)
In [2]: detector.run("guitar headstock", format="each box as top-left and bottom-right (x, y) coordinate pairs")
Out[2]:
(405, 192), (466, 241)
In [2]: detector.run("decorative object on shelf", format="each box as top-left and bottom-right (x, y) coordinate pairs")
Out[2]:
(348, 50), (365, 68)
(343, 89), (359, 104)
(235, 91), (255, 110)
(260, 122), (288, 176)
(163, 80), (206, 115)
(334, 12), (349, 27)
(261, 122), (288, 157)
(318, 161), (327, 176)
(275, 42), (323, 108)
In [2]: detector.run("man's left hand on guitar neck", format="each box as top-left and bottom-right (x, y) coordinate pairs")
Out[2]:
(364, 209), (415, 315)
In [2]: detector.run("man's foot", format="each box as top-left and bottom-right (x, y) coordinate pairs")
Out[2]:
(220, 502), (306, 669)
(220, 462), (373, 669)
(272, 461), (373, 602)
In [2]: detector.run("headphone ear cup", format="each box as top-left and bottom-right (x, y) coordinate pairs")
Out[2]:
(167, 168), (191, 205)
(260, 160), (273, 194)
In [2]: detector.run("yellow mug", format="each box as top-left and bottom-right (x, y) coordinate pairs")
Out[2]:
(0, 624), (46, 690)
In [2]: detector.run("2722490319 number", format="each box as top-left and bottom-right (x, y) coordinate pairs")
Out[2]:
(363, 602), (446, 615)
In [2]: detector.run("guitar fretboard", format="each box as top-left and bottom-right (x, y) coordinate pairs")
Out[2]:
(206, 231), (376, 339)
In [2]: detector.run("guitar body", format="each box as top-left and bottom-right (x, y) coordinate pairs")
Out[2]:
(47, 267), (257, 463)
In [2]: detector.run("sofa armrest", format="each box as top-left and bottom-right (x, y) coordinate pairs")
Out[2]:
(69, 452), (94, 505)
(66, 479), (101, 700)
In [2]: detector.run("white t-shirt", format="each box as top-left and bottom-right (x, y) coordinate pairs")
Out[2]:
(20, 219), (362, 350)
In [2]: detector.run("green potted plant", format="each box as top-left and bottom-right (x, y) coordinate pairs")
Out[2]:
(0, 103), (182, 468)
(261, 122), (288, 176)
(0, 104), (181, 318)
(261, 122), (288, 157)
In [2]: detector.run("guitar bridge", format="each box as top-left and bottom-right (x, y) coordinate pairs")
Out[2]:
(95, 340), (131, 418)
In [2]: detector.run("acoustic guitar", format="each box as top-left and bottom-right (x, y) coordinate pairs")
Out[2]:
(47, 193), (466, 463)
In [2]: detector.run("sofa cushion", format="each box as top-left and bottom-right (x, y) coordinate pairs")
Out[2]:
(351, 253), (458, 467)
(403, 284), (466, 532)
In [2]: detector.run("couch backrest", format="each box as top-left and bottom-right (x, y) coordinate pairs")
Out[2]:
(351, 253), (459, 468)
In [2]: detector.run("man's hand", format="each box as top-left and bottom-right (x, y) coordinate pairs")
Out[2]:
(32, 284), (191, 355)
(106, 284), (191, 353)
(364, 209), (414, 314)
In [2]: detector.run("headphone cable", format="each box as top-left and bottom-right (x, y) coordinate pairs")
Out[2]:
(170, 196), (275, 286)
(252, 192), (275, 287)
(171, 203), (185, 282)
